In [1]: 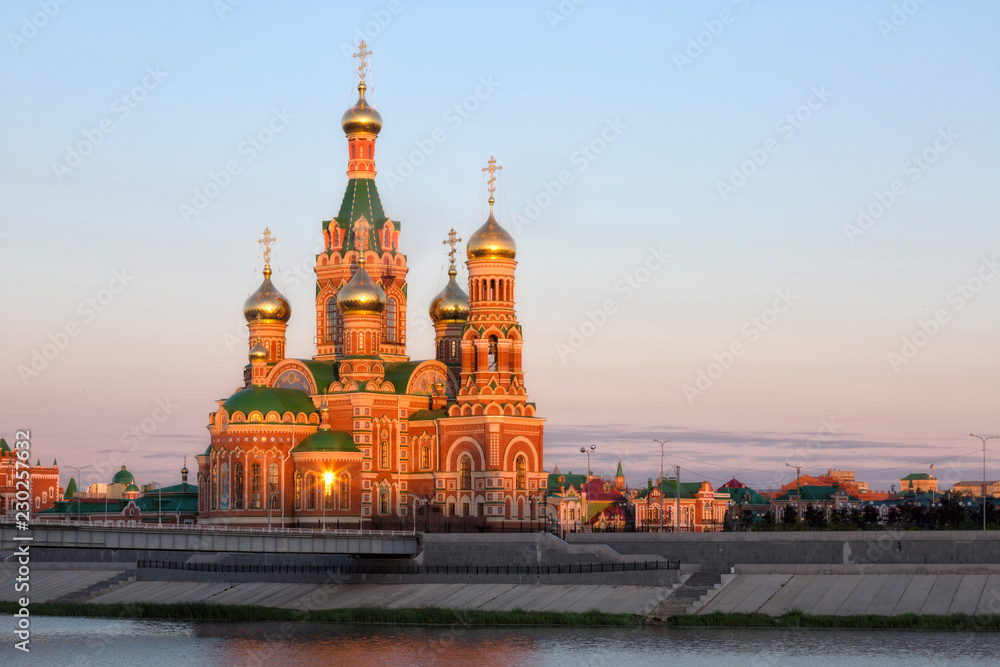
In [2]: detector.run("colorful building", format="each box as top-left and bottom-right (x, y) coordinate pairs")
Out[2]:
(630, 477), (730, 532)
(0, 436), (61, 519)
(952, 480), (1000, 497)
(901, 472), (938, 494)
(545, 462), (632, 531)
(38, 461), (197, 525)
(197, 45), (545, 528)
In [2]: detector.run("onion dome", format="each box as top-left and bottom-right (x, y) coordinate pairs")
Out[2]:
(430, 267), (470, 323)
(243, 267), (291, 324)
(112, 465), (135, 486)
(248, 339), (268, 362)
(124, 483), (140, 493)
(341, 82), (382, 136)
(467, 211), (516, 260)
(337, 261), (386, 315)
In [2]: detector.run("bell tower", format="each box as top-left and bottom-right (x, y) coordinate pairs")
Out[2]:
(314, 41), (409, 362)
(456, 157), (532, 417)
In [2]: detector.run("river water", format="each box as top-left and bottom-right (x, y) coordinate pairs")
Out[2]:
(2, 616), (995, 665)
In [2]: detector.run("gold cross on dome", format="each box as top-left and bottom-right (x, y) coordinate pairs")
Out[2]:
(353, 41), (372, 84)
(443, 228), (462, 267)
(482, 155), (502, 209)
(258, 227), (275, 268)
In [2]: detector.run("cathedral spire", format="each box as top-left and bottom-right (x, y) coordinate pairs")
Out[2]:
(482, 155), (502, 214)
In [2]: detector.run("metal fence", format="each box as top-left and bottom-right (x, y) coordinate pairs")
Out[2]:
(135, 558), (680, 576)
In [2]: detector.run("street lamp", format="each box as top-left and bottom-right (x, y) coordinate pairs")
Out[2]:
(786, 463), (802, 512)
(970, 433), (998, 531)
(653, 439), (671, 532)
(65, 464), (94, 523)
(322, 470), (333, 531)
(579, 444), (596, 532)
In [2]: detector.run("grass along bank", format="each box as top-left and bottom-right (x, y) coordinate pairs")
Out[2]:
(669, 610), (1000, 631)
(0, 600), (643, 626)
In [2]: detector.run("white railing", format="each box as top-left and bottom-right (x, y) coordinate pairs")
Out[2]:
(0, 519), (414, 538)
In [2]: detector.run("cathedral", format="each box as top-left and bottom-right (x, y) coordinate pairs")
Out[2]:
(196, 45), (545, 527)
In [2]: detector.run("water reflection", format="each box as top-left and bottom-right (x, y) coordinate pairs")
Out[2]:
(2, 616), (992, 666)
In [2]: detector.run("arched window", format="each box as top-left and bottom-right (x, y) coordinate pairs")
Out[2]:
(306, 474), (316, 510)
(324, 476), (333, 510)
(294, 472), (302, 510)
(450, 340), (457, 358)
(421, 446), (430, 469)
(326, 298), (342, 344)
(460, 456), (472, 490)
(490, 279), (496, 300)
(233, 463), (245, 510)
(268, 462), (279, 509)
(379, 492), (389, 514)
(386, 297), (397, 342)
(515, 455), (526, 490)
(488, 336), (498, 372)
(250, 463), (262, 509)
(220, 462), (230, 510)
(339, 472), (350, 510)
(381, 440), (389, 468)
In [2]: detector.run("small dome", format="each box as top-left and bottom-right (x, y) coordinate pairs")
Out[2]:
(429, 267), (470, 323)
(338, 264), (386, 315)
(112, 466), (134, 486)
(341, 83), (382, 136)
(124, 483), (140, 493)
(248, 339), (269, 362)
(243, 268), (291, 324)
(467, 212), (516, 260)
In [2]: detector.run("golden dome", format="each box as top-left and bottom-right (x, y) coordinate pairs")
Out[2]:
(243, 268), (291, 323)
(248, 339), (268, 362)
(337, 262), (386, 315)
(341, 82), (382, 136)
(430, 267), (470, 323)
(467, 211), (516, 260)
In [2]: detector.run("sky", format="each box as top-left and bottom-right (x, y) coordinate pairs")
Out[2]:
(1, 1), (998, 495)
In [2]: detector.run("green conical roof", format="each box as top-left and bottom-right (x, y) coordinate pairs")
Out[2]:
(64, 477), (77, 498)
(616, 460), (624, 477)
(53, 458), (58, 466)
(0, 438), (10, 453)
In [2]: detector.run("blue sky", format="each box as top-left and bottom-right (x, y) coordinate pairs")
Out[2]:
(1, 1), (998, 493)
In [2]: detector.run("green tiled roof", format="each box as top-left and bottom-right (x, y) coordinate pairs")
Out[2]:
(615, 460), (624, 477)
(547, 471), (587, 493)
(299, 360), (340, 391)
(293, 430), (359, 453)
(902, 473), (932, 480)
(409, 408), (448, 421)
(724, 486), (770, 505)
(149, 483), (198, 494)
(112, 466), (134, 485)
(383, 361), (423, 393)
(635, 479), (704, 501)
(331, 177), (402, 256)
(223, 386), (317, 418)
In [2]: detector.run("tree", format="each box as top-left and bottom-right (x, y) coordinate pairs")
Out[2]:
(781, 505), (798, 528)
(861, 505), (879, 528)
(803, 504), (827, 530)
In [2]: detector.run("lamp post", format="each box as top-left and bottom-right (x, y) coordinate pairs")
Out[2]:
(65, 464), (93, 523)
(322, 470), (333, 531)
(653, 439), (671, 532)
(579, 444), (596, 532)
(786, 463), (802, 512)
(970, 434), (998, 531)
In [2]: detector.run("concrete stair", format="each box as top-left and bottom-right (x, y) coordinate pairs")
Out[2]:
(649, 572), (725, 618)
(53, 569), (136, 603)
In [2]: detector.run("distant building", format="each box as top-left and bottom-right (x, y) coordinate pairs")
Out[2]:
(630, 478), (729, 532)
(827, 468), (868, 493)
(720, 479), (771, 521)
(900, 473), (938, 494)
(952, 481), (1000, 497)
(39, 460), (197, 525)
(772, 483), (861, 515)
(0, 437), (62, 519)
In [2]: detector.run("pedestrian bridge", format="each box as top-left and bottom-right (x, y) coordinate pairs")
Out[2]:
(0, 523), (419, 557)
